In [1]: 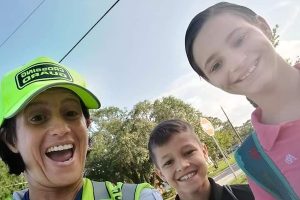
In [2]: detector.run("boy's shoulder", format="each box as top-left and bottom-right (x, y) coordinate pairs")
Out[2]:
(208, 178), (254, 200)
(229, 184), (255, 198)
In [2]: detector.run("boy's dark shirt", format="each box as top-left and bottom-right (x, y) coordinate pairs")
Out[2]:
(175, 177), (254, 200)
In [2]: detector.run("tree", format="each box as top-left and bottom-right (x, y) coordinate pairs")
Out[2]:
(85, 96), (239, 184)
(85, 103), (155, 183)
(271, 24), (280, 48)
(236, 120), (253, 139)
(0, 161), (27, 199)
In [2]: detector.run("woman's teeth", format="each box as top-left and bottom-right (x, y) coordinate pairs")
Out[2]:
(46, 144), (73, 153)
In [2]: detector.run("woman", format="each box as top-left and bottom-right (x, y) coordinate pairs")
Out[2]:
(0, 57), (162, 200)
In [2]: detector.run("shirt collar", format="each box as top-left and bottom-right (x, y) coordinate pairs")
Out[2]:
(175, 178), (223, 200)
(208, 177), (223, 200)
(251, 108), (281, 150)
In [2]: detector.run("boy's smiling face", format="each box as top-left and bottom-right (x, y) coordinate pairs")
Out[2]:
(153, 131), (210, 195)
(192, 13), (278, 97)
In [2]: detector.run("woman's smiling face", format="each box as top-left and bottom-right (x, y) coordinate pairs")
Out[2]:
(11, 88), (89, 188)
(192, 13), (278, 97)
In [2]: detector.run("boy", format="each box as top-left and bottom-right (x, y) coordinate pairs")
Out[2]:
(148, 119), (254, 200)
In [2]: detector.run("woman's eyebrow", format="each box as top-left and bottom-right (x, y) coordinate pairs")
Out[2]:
(25, 101), (47, 110)
(61, 97), (81, 105)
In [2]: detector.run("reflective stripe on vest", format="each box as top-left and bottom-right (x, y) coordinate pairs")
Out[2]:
(82, 178), (153, 200)
(121, 183), (137, 200)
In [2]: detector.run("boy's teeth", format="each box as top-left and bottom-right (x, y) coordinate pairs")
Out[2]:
(46, 144), (73, 153)
(179, 172), (196, 181)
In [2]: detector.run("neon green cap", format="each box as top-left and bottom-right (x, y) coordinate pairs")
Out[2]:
(0, 57), (101, 127)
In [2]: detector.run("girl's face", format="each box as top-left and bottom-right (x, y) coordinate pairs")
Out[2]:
(11, 88), (88, 188)
(192, 13), (278, 96)
(154, 131), (210, 195)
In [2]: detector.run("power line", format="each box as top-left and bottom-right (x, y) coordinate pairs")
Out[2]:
(59, 0), (120, 63)
(0, 0), (46, 48)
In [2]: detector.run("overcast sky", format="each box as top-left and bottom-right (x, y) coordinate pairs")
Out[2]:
(1, 0), (299, 126)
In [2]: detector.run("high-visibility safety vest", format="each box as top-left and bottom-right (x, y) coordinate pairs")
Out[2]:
(235, 132), (299, 200)
(82, 178), (154, 200)
(9, 178), (154, 200)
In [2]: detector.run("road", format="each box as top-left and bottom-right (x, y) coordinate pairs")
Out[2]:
(213, 163), (245, 185)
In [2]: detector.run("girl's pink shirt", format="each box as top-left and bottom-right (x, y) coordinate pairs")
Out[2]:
(249, 105), (300, 199)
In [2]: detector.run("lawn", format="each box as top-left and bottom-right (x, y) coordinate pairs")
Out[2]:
(230, 173), (248, 184)
(208, 153), (236, 177)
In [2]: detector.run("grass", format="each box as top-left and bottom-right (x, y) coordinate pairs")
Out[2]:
(230, 173), (248, 184)
(207, 153), (236, 177)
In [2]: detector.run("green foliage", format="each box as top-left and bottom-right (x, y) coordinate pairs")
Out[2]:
(271, 24), (280, 47)
(0, 161), (27, 199)
(85, 104), (155, 183)
(163, 188), (176, 200)
(85, 96), (249, 186)
(236, 120), (253, 140)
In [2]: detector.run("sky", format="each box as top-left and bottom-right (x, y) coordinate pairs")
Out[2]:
(0, 0), (300, 126)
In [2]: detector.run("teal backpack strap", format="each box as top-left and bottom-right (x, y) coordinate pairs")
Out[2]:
(91, 181), (110, 199)
(235, 132), (299, 200)
(121, 183), (137, 200)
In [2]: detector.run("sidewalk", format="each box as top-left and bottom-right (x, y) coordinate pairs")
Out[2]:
(214, 168), (245, 185)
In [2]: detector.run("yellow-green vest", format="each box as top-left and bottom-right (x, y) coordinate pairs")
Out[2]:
(82, 178), (153, 200)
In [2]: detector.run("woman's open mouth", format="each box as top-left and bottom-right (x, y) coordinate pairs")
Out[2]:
(45, 144), (74, 162)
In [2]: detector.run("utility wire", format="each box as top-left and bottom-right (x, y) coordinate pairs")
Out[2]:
(59, 0), (120, 63)
(0, 0), (46, 48)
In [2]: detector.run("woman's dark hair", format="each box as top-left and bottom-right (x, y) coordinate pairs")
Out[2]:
(185, 2), (258, 80)
(0, 118), (25, 175)
(148, 119), (197, 166)
(0, 99), (90, 175)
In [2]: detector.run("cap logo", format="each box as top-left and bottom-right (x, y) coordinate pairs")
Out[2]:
(15, 62), (73, 89)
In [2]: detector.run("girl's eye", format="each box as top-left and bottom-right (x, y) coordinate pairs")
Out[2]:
(211, 62), (222, 72)
(30, 114), (47, 124)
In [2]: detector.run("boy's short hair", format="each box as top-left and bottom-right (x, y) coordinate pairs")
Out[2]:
(185, 2), (258, 80)
(148, 119), (200, 166)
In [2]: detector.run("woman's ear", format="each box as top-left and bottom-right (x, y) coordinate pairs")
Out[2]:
(0, 131), (19, 153)
(4, 140), (19, 153)
(86, 118), (91, 128)
(255, 15), (273, 40)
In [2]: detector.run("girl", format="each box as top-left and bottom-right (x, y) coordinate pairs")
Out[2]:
(185, 2), (300, 199)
